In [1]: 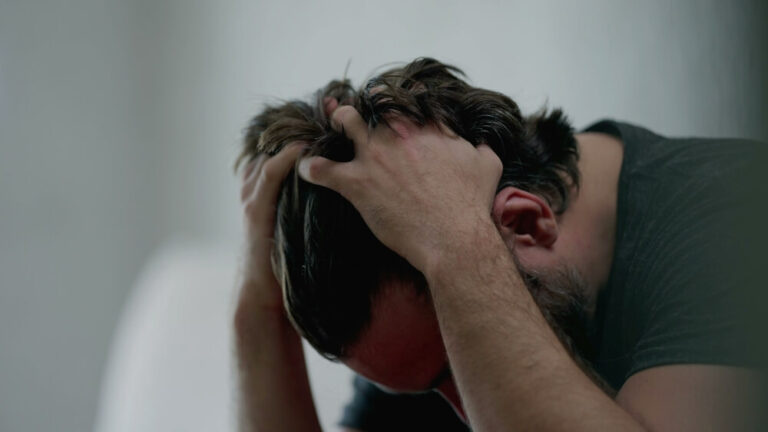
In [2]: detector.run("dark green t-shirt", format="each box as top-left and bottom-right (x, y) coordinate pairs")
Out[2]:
(339, 120), (767, 431)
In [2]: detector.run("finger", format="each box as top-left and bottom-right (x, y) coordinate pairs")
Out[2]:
(241, 153), (268, 202)
(330, 105), (369, 148)
(297, 155), (350, 193)
(323, 96), (339, 117)
(434, 121), (459, 138)
(476, 143), (503, 175)
(244, 143), (306, 235)
(243, 158), (257, 180)
(476, 142), (498, 158)
(383, 115), (419, 140)
(250, 142), (307, 204)
(245, 153), (267, 182)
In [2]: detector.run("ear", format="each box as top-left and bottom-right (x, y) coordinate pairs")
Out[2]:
(492, 186), (558, 249)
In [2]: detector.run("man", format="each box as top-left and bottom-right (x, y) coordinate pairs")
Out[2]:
(234, 58), (767, 431)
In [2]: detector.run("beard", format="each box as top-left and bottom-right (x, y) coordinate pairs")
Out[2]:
(513, 256), (615, 396)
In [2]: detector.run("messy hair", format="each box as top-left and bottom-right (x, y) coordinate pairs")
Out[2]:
(237, 58), (580, 360)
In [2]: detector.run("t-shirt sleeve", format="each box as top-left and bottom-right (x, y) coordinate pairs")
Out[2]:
(338, 375), (470, 432)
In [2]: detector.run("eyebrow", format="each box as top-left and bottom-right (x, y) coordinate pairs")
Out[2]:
(427, 361), (452, 389)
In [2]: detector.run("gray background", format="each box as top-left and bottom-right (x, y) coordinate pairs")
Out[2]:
(1, 0), (766, 431)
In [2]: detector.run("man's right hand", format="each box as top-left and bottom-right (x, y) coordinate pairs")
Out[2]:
(236, 142), (306, 317)
(234, 142), (324, 432)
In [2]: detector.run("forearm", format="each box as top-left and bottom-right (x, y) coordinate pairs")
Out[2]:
(425, 222), (644, 432)
(234, 297), (322, 432)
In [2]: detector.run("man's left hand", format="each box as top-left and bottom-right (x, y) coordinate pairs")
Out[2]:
(298, 105), (502, 274)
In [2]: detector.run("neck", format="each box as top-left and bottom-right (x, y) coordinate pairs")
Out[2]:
(555, 132), (624, 308)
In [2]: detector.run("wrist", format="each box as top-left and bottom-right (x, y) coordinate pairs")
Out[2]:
(423, 217), (503, 285)
(234, 295), (297, 347)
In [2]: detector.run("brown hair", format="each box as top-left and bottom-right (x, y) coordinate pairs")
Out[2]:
(238, 58), (580, 360)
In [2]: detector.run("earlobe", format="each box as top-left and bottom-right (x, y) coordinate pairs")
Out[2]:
(492, 187), (559, 248)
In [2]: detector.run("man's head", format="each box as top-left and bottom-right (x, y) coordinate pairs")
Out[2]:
(238, 57), (590, 392)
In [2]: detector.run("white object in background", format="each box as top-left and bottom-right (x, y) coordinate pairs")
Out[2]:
(95, 242), (354, 432)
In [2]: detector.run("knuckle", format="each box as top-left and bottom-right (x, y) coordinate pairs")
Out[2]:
(492, 151), (503, 169)
(331, 105), (355, 124)
(369, 145), (385, 162)
(387, 118), (412, 139)
(246, 154), (267, 178)
(260, 160), (279, 183)
(323, 97), (338, 116)
(307, 158), (326, 180)
(283, 141), (304, 153)
(487, 153), (503, 176)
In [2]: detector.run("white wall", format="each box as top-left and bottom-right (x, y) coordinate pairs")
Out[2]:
(1, 0), (765, 431)
(0, 1), (162, 431)
(156, 0), (767, 245)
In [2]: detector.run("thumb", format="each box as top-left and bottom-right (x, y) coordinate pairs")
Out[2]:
(297, 155), (347, 192)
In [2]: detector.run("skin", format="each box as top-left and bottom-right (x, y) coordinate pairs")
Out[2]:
(326, 96), (608, 418)
(234, 143), (322, 432)
(234, 100), (764, 431)
(310, 109), (632, 426)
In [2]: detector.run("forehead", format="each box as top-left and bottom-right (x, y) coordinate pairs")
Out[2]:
(343, 284), (448, 393)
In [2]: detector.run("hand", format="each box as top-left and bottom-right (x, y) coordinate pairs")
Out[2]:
(234, 143), (323, 432)
(298, 106), (503, 274)
(238, 142), (306, 314)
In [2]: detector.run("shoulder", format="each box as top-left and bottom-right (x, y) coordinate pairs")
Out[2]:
(594, 125), (767, 389)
